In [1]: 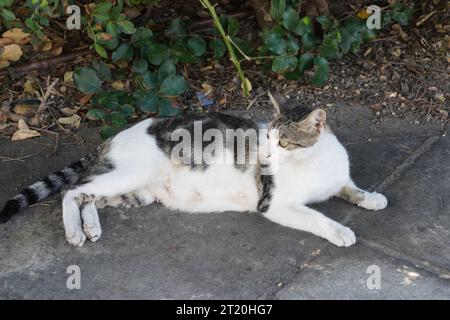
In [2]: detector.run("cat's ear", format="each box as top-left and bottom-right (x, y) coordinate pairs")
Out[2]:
(268, 91), (288, 116)
(304, 109), (326, 133)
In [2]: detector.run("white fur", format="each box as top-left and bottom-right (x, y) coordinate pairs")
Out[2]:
(62, 119), (387, 247)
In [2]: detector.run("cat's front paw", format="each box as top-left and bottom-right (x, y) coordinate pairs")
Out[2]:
(359, 192), (388, 211)
(326, 224), (356, 247)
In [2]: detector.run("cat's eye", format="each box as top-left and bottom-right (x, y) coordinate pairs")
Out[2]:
(279, 141), (288, 148)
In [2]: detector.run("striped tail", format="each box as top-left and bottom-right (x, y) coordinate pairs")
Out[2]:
(0, 153), (97, 223)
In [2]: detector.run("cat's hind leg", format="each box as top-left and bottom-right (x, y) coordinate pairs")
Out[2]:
(96, 188), (155, 209)
(337, 180), (387, 211)
(81, 202), (101, 242)
(62, 170), (148, 246)
(264, 203), (356, 247)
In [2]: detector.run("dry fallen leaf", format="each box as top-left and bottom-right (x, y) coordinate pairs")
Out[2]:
(14, 104), (36, 117)
(2, 28), (31, 45)
(23, 78), (38, 94)
(17, 118), (29, 130)
(0, 59), (10, 69)
(60, 107), (78, 116)
(38, 37), (52, 52)
(0, 37), (14, 46)
(390, 47), (402, 58)
(64, 71), (74, 83)
(58, 114), (81, 127)
(51, 37), (64, 56)
(201, 83), (214, 96)
(79, 94), (93, 105)
(356, 8), (369, 20)
(392, 24), (408, 41)
(0, 110), (8, 122)
(11, 129), (41, 141)
(0, 44), (23, 62)
(111, 80), (125, 90)
(124, 6), (142, 19)
(97, 32), (113, 41)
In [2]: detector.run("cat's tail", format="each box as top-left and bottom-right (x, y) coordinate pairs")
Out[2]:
(0, 153), (98, 223)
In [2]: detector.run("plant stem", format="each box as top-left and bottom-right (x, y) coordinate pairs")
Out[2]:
(199, 0), (250, 96)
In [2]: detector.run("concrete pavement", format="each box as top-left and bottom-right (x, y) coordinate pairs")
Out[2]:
(0, 105), (448, 299)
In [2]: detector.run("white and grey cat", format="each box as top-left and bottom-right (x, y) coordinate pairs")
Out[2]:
(0, 92), (387, 247)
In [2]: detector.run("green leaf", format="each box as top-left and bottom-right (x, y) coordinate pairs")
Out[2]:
(119, 104), (135, 118)
(106, 21), (120, 38)
(392, 4), (414, 25)
(232, 37), (254, 57)
(92, 59), (112, 81)
(133, 89), (158, 112)
(294, 16), (313, 36)
(301, 32), (318, 50)
(1, 8), (15, 20)
(73, 68), (103, 94)
(165, 18), (187, 38)
(209, 39), (226, 59)
(298, 52), (315, 75)
(97, 30), (119, 51)
(105, 112), (127, 127)
(159, 75), (186, 96)
(131, 27), (153, 47)
(2, 0), (14, 6)
(94, 2), (112, 16)
(187, 36), (207, 57)
(141, 72), (159, 90)
(339, 18), (367, 54)
(282, 8), (299, 32)
(262, 28), (286, 54)
(25, 17), (40, 32)
(117, 20), (136, 35)
(147, 43), (171, 66)
(157, 60), (176, 82)
(99, 125), (117, 140)
(269, 0), (286, 21)
(316, 15), (332, 30)
(312, 56), (329, 87)
(320, 30), (342, 60)
(111, 43), (134, 62)
(172, 40), (198, 64)
(158, 99), (179, 117)
(272, 55), (297, 73)
(86, 108), (106, 121)
(286, 34), (300, 53)
(94, 43), (108, 59)
(132, 59), (148, 74)
(284, 69), (302, 80)
(226, 17), (240, 37)
(96, 94), (121, 109)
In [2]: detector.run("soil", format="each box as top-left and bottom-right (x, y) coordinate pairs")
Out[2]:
(0, 0), (448, 142)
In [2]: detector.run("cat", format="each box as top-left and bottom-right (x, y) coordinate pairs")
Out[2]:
(0, 92), (387, 247)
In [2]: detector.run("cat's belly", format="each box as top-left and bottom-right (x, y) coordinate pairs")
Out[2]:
(151, 164), (259, 213)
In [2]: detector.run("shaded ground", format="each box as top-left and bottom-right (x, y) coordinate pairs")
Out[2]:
(0, 103), (449, 299)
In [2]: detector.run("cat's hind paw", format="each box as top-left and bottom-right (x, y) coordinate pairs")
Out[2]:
(359, 192), (388, 211)
(81, 202), (102, 242)
(66, 229), (86, 247)
(326, 224), (356, 247)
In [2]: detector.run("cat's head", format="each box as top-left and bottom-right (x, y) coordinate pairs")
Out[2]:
(268, 91), (327, 153)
